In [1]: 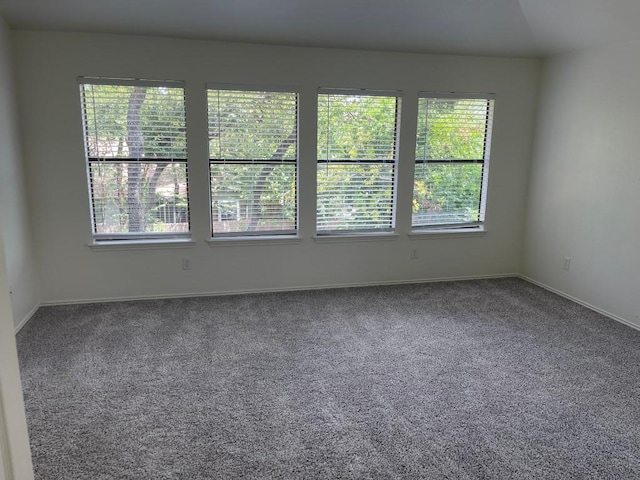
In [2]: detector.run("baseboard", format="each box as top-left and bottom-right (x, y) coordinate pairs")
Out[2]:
(29, 273), (640, 334)
(518, 274), (640, 333)
(40, 273), (519, 307)
(13, 303), (40, 334)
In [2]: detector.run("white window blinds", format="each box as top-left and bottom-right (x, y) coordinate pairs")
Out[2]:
(208, 87), (298, 236)
(79, 78), (189, 240)
(413, 94), (494, 228)
(317, 90), (400, 233)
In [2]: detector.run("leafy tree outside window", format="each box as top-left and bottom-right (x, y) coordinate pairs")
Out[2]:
(317, 90), (400, 234)
(79, 81), (494, 241)
(207, 87), (298, 236)
(413, 94), (494, 228)
(79, 79), (189, 240)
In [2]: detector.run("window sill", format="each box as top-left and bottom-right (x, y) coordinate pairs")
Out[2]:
(313, 233), (399, 244)
(207, 235), (303, 247)
(408, 228), (486, 240)
(88, 239), (196, 251)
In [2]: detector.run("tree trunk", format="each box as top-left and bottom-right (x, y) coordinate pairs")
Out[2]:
(147, 164), (167, 203)
(247, 130), (296, 231)
(126, 87), (147, 232)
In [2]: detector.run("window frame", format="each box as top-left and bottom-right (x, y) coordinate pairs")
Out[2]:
(78, 77), (190, 243)
(206, 83), (300, 238)
(412, 91), (495, 232)
(316, 88), (402, 236)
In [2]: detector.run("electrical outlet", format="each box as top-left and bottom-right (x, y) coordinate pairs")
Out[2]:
(563, 257), (571, 271)
(182, 257), (191, 270)
(411, 249), (419, 260)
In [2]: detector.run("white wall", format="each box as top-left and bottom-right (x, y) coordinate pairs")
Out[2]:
(0, 20), (39, 328)
(14, 31), (540, 304)
(0, 237), (35, 479)
(522, 41), (640, 328)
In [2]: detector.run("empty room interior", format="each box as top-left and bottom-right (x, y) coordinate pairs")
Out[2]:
(1, 0), (639, 478)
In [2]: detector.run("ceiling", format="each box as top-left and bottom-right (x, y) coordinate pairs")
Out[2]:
(0, 0), (639, 58)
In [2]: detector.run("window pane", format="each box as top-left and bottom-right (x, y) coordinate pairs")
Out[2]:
(80, 80), (189, 240)
(317, 163), (394, 232)
(81, 84), (187, 159)
(317, 92), (398, 233)
(416, 98), (491, 161)
(90, 162), (189, 235)
(412, 163), (483, 226)
(413, 95), (493, 228)
(207, 88), (298, 236)
(208, 90), (297, 161)
(318, 94), (397, 161)
(210, 164), (296, 234)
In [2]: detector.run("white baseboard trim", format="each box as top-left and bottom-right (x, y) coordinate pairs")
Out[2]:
(13, 303), (40, 335)
(28, 274), (640, 334)
(518, 274), (640, 333)
(40, 273), (519, 307)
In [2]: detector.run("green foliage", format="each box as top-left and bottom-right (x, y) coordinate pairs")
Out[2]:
(208, 90), (297, 233)
(413, 98), (491, 225)
(82, 84), (188, 234)
(413, 164), (482, 224)
(82, 84), (490, 235)
(209, 90), (296, 161)
(415, 98), (488, 161)
(317, 164), (394, 231)
(318, 94), (397, 161)
(82, 84), (186, 159)
(209, 164), (296, 233)
(317, 94), (397, 231)
(90, 162), (188, 234)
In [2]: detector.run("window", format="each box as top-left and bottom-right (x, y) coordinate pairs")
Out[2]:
(208, 86), (298, 236)
(413, 93), (494, 229)
(317, 89), (400, 234)
(79, 78), (189, 241)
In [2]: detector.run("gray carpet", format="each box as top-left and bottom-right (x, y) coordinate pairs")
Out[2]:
(16, 278), (640, 479)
